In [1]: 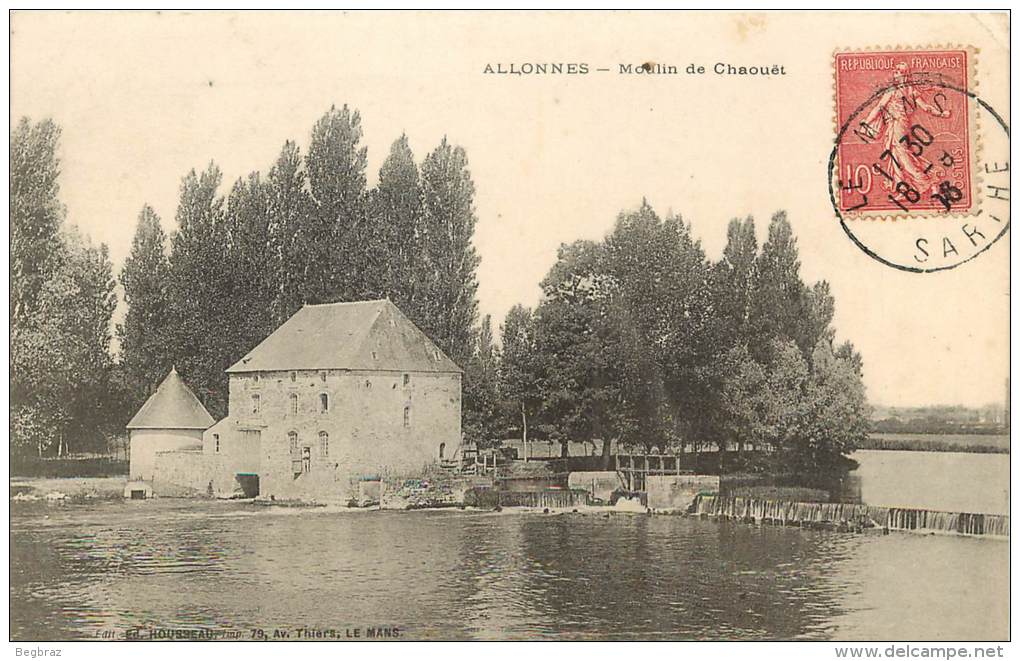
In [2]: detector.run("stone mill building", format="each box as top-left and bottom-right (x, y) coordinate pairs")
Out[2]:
(128, 299), (463, 502)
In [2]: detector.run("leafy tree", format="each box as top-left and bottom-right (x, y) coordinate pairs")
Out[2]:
(12, 228), (117, 456)
(498, 305), (540, 456)
(11, 118), (117, 457)
(532, 240), (626, 459)
(790, 341), (869, 474)
(118, 205), (173, 411)
(835, 339), (864, 375)
(462, 315), (503, 447)
(525, 202), (868, 477)
(760, 339), (810, 465)
(57, 229), (119, 452)
(599, 204), (717, 454)
(802, 280), (836, 351)
(718, 344), (768, 460)
(418, 137), (481, 368)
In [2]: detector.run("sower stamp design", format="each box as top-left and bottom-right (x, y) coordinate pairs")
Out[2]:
(834, 49), (973, 217)
(829, 47), (1009, 272)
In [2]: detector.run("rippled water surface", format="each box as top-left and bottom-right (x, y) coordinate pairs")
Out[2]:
(10, 500), (1008, 641)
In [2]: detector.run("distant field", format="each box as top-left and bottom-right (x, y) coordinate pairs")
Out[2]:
(861, 432), (1010, 453)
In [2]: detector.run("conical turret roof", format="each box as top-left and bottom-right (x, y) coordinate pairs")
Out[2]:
(126, 367), (215, 430)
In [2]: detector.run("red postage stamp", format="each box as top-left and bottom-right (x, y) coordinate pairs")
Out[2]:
(833, 49), (974, 217)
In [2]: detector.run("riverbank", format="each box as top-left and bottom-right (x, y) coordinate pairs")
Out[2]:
(10, 455), (128, 478)
(860, 432), (1009, 454)
(10, 476), (126, 502)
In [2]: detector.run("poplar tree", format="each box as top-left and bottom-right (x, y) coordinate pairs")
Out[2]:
(11, 118), (64, 329)
(223, 172), (277, 357)
(167, 163), (230, 416)
(268, 141), (314, 325)
(369, 134), (424, 313)
(750, 211), (808, 361)
(712, 216), (759, 350)
(11, 117), (65, 450)
(118, 205), (173, 409)
(418, 137), (481, 368)
(305, 105), (369, 303)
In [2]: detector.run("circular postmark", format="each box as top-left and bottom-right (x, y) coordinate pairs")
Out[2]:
(828, 77), (1010, 272)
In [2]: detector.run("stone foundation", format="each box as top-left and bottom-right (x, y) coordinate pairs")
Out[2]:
(568, 471), (624, 502)
(646, 475), (720, 511)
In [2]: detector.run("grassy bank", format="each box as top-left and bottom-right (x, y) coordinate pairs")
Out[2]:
(859, 432), (1009, 454)
(11, 455), (128, 478)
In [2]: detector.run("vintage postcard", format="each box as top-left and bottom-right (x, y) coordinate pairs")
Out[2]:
(7, 9), (1011, 652)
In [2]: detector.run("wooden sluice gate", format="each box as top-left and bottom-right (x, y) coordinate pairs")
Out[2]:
(615, 454), (689, 491)
(691, 495), (1009, 538)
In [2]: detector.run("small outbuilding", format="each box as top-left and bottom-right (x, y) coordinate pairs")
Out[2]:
(124, 367), (214, 498)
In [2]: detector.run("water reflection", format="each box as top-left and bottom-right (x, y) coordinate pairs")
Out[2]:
(10, 500), (1008, 641)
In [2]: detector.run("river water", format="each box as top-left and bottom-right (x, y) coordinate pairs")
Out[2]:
(10, 497), (1008, 641)
(850, 450), (1009, 515)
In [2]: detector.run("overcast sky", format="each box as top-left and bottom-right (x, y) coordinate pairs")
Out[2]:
(10, 11), (1010, 408)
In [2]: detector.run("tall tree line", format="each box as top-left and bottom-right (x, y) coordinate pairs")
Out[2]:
(120, 105), (481, 420)
(11, 112), (866, 472)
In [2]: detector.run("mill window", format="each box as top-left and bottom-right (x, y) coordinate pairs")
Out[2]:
(319, 431), (329, 457)
(403, 405), (411, 428)
(403, 373), (410, 387)
(214, 434), (220, 453)
(319, 393), (329, 413)
(251, 394), (261, 415)
(289, 393), (299, 415)
(288, 431), (299, 455)
(290, 371), (296, 382)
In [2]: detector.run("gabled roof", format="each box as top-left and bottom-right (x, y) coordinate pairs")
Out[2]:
(226, 299), (462, 374)
(127, 367), (215, 430)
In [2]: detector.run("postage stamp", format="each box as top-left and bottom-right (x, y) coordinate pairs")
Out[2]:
(833, 48), (974, 218)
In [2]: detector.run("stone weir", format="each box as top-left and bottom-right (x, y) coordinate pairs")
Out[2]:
(691, 494), (1009, 538)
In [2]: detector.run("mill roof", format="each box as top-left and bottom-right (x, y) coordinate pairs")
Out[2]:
(126, 367), (216, 430)
(226, 299), (462, 374)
